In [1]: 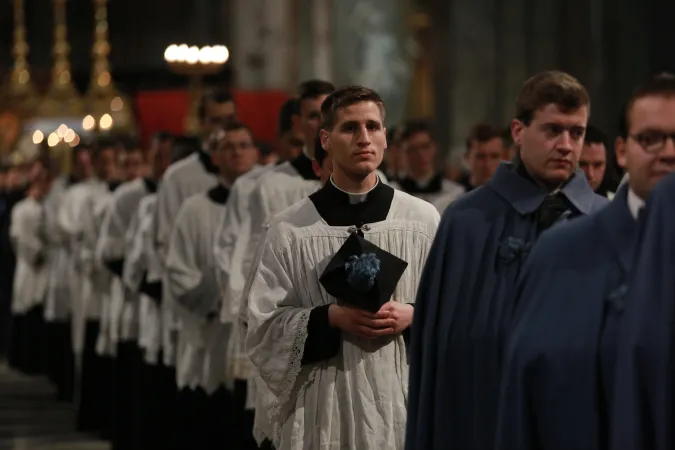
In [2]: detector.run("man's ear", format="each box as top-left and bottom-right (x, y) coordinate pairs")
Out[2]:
(510, 119), (525, 147)
(615, 137), (627, 168)
(320, 129), (330, 152)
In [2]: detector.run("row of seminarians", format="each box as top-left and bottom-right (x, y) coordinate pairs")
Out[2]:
(7, 77), (440, 450)
(5, 69), (674, 450)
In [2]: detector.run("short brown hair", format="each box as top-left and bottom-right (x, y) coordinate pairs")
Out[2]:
(298, 79), (335, 102)
(619, 72), (675, 138)
(320, 85), (385, 130)
(198, 89), (234, 120)
(515, 71), (590, 125)
(209, 120), (253, 149)
(400, 119), (433, 142)
(465, 123), (503, 150)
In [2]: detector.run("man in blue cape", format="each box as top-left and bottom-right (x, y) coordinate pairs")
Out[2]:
(610, 179), (675, 447)
(406, 70), (608, 450)
(496, 74), (675, 450)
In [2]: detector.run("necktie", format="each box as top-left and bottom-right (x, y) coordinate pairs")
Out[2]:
(537, 192), (570, 233)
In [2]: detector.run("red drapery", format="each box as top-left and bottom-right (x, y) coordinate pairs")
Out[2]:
(134, 89), (289, 146)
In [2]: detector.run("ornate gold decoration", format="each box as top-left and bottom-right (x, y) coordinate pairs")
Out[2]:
(38, 0), (85, 118)
(406, 11), (434, 119)
(0, 0), (40, 155)
(85, 0), (135, 133)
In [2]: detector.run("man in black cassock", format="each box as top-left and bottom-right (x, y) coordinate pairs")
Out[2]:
(406, 70), (608, 450)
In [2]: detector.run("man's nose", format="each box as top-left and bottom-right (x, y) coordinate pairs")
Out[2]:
(557, 131), (574, 152)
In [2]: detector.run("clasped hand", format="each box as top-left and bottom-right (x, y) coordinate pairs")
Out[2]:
(328, 301), (413, 339)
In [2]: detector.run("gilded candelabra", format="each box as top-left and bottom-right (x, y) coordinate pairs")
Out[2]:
(84, 0), (134, 134)
(406, 11), (434, 119)
(164, 44), (230, 134)
(0, 0), (40, 155)
(38, 0), (85, 118)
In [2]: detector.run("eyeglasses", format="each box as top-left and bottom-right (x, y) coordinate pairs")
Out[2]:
(629, 131), (675, 153)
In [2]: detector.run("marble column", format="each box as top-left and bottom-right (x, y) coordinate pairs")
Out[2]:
(292, 0), (333, 87)
(331, 0), (412, 126)
(231, 0), (294, 90)
(263, 0), (294, 90)
(311, 0), (333, 82)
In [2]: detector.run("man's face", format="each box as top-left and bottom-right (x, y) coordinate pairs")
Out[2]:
(73, 149), (93, 179)
(617, 95), (675, 199)
(124, 150), (145, 181)
(467, 137), (503, 186)
(28, 161), (45, 184)
(386, 132), (407, 175)
(300, 95), (329, 150)
(152, 140), (174, 180)
(201, 100), (236, 141)
(212, 128), (258, 180)
(402, 131), (437, 178)
(320, 101), (386, 177)
(512, 103), (588, 187)
(277, 131), (304, 161)
(4, 168), (22, 190)
(96, 147), (118, 181)
(579, 142), (607, 191)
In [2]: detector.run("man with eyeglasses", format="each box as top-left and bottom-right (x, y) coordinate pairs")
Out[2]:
(165, 121), (258, 450)
(495, 73), (675, 450)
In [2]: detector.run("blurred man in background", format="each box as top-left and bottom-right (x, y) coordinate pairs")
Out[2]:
(579, 124), (610, 196)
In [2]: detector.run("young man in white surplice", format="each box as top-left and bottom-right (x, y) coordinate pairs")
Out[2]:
(245, 86), (440, 450)
(165, 122), (259, 449)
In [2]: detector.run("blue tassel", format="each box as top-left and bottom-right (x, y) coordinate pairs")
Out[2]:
(345, 252), (381, 292)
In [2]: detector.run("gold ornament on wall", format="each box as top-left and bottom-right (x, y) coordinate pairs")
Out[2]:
(406, 11), (434, 119)
(38, 0), (85, 118)
(0, 0), (40, 155)
(84, 0), (135, 134)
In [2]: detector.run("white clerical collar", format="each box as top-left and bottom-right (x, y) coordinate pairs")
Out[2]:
(411, 173), (435, 189)
(330, 175), (379, 204)
(218, 176), (232, 188)
(627, 187), (644, 220)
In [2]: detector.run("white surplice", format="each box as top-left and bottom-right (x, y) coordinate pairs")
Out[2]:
(10, 196), (49, 315)
(58, 179), (108, 353)
(152, 152), (218, 367)
(151, 152), (218, 280)
(42, 175), (75, 322)
(398, 175), (466, 212)
(165, 188), (231, 393)
(122, 194), (163, 365)
(245, 189), (440, 450)
(236, 162), (321, 440)
(97, 178), (155, 348)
